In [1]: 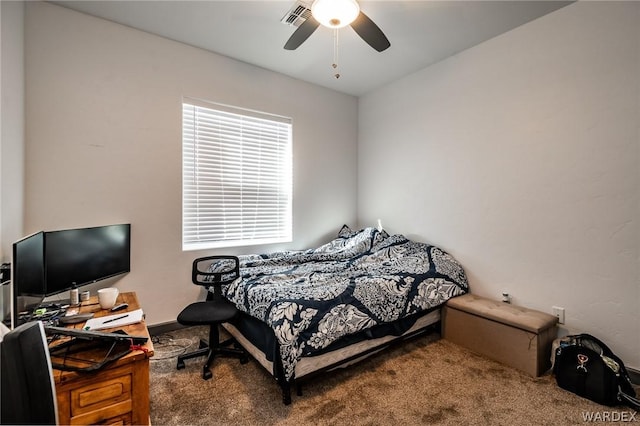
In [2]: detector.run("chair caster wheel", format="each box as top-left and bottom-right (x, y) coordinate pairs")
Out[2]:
(202, 369), (213, 380)
(177, 360), (185, 370)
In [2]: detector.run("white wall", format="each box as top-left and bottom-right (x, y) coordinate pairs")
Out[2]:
(358, 1), (640, 368)
(24, 2), (358, 325)
(0, 1), (25, 320)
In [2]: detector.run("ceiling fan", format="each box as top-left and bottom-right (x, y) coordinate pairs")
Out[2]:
(284, 0), (390, 52)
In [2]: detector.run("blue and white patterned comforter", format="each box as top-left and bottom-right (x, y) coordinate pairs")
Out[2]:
(223, 227), (468, 380)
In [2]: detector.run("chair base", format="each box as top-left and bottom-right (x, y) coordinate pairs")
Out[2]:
(176, 325), (248, 380)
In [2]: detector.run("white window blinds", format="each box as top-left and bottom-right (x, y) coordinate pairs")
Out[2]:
(182, 99), (292, 250)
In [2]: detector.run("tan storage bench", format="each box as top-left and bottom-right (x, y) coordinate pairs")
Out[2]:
(443, 294), (558, 376)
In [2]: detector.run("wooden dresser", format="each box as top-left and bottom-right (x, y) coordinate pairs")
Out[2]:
(50, 292), (154, 425)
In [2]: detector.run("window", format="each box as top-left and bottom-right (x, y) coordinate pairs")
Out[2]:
(182, 99), (292, 250)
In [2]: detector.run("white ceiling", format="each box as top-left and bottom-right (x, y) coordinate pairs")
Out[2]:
(52, 0), (571, 97)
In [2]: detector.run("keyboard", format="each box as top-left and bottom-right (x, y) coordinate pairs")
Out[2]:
(45, 325), (148, 345)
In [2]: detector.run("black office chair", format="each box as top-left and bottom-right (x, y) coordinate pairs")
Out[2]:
(176, 256), (248, 380)
(1, 321), (59, 425)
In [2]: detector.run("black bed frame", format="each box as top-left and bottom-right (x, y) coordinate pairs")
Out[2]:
(267, 320), (442, 405)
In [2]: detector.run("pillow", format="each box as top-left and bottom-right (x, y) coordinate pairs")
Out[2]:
(338, 224), (354, 238)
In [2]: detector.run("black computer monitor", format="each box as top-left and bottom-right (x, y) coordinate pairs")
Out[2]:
(10, 224), (131, 327)
(11, 232), (46, 326)
(44, 224), (131, 296)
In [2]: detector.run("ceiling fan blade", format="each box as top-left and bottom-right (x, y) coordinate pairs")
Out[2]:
(284, 16), (321, 50)
(350, 11), (390, 52)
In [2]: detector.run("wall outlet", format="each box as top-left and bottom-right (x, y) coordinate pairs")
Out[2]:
(552, 306), (565, 324)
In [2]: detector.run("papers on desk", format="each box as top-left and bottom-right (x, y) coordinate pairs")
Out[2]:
(84, 309), (144, 330)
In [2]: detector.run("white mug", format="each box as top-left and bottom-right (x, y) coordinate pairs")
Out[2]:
(98, 287), (119, 310)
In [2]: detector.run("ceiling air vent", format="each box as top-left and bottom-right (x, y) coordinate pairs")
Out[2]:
(280, 1), (312, 27)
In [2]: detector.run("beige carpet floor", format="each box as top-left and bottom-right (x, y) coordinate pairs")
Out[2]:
(149, 326), (638, 425)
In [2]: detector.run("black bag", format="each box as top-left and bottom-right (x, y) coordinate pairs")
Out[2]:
(553, 334), (640, 409)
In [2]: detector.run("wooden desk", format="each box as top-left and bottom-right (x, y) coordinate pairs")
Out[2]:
(51, 292), (154, 425)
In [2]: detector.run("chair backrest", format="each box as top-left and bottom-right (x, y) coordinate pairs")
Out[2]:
(192, 256), (240, 300)
(1, 321), (59, 425)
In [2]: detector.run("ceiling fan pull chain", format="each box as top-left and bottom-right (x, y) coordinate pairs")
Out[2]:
(332, 28), (340, 79)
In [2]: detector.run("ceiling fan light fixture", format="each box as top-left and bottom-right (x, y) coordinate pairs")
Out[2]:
(311, 0), (360, 29)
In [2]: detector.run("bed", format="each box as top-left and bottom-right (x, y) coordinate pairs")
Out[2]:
(216, 226), (469, 404)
